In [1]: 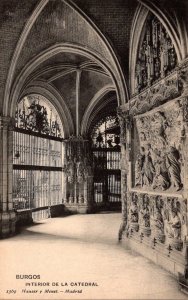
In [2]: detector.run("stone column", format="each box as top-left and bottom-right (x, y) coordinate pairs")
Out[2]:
(0, 116), (16, 238)
(117, 110), (129, 240)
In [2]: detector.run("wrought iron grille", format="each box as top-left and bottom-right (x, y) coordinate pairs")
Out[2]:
(92, 116), (121, 211)
(15, 94), (62, 137)
(13, 95), (64, 221)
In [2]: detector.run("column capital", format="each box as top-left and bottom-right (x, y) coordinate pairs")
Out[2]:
(0, 116), (15, 130)
(117, 108), (133, 128)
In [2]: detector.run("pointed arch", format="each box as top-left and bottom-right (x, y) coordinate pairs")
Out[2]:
(18, 80), (74, 138)
(81, 85), (115, 136)
(4, 0), (49, 113)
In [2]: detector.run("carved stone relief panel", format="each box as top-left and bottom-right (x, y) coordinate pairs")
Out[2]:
(63, 137), (93, 204)
(129, 60), (188, 117)
(127, 192), (187, 251)
(134, 99), (185, 192)
(64, 136), (93, 184)
(135, 13), (177, 94)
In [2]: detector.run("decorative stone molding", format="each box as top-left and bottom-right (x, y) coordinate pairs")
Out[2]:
(130, 70), (180, 116)
(178, 68), (188, 96)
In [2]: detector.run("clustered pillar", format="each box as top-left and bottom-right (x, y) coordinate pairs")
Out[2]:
(0, 116), (16, 238)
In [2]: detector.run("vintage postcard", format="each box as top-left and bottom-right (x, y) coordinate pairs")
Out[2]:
(0, 0), (188, 299)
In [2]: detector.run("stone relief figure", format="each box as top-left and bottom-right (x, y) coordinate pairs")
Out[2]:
(65, 156), (74, 183)
(77, 155), (85, 183)
(153, 208), (164, 235)
(150, 196), (165, 242)
(129, 194), (139, 223)
(140, 194), (150, 228)
(152, 111), (168, 146)
(135, 149), (145, 186)
(154, 57), (160, 79)
(78, 194), (84, 204)
(128, 193), (139, 232)
(165, 146), (183, 191)
(152, 155), (170, 190)
(140, 131), (146, 142)
(142, 144), (155, 186)
(164, 198), (183, 250)
(167, 208), (181, 240)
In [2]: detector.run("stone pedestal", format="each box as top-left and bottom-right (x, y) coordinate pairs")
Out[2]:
(0, 211), (16, 237)
(130, 222), (139, 232)
(0, 116), (16, 238)
(171, 239), (183, 251)
(141, 226), (151, 237)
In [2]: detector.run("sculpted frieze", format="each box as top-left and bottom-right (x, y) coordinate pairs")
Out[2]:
(130, 71), (180, 115)
(127, 192), (187, 250)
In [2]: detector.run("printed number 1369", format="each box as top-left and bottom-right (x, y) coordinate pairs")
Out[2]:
(6, 290), (16, 294)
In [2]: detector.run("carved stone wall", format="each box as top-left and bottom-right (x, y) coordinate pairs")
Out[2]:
(119, 60), (188, 278)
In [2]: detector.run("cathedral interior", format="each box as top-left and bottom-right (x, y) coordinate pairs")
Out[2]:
(0, 0), (188, 298)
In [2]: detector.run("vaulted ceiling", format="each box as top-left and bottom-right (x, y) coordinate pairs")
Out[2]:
(0, 0), (139, 136)
(1, 0), (186, 137)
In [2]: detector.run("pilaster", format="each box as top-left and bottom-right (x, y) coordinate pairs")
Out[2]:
(117, 109), (130, 240)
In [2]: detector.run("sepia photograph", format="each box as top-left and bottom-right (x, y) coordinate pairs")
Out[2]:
(0, 0), (188, 299)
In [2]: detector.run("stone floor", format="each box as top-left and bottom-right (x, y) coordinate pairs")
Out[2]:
(0, 213), (187, 299)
